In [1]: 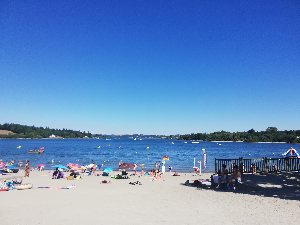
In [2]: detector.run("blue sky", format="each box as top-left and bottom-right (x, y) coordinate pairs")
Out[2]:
(0, 0), (299, 134)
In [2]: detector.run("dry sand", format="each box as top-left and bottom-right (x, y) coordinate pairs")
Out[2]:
(1, 170), (300, 225)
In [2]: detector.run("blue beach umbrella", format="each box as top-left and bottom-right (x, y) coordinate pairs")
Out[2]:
(52, 165), (68, 170)
(103, 167), (113, 173)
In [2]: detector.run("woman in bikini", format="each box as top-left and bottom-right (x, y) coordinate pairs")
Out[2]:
(25, 160), (30, 177)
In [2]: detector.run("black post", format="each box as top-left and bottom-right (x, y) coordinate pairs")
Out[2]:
(239, 157), (243, 174)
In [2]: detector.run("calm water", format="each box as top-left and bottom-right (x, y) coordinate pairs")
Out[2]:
(0, 138), (299, 172)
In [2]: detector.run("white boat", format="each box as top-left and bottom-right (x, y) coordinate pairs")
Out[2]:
(192, 141), (199, 144)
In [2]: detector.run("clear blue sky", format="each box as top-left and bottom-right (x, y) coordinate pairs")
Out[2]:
(0, 0), (299, 134)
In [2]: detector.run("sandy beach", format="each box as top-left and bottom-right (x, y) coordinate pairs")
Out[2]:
(1, 170), (300, 225)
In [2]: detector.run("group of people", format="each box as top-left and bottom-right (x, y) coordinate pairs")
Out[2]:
(52, 168), (64, 179)
(213, 164), (242, 190)
(9, 159), (173, 181)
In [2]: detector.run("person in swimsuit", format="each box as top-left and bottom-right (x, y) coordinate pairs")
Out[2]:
(229, 165), (241, 190)
(24, 160), (30, 177)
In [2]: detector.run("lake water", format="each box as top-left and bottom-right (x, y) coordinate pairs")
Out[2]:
(0, 138), (299, 172)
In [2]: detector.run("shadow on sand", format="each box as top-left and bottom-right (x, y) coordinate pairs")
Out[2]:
(183, 172), (300, 201)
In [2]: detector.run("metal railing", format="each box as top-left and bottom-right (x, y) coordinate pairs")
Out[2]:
(215, 157), (300, 173)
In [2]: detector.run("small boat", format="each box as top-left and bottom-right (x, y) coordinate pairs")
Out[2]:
(192, 141), (199, 144)
(14, 183), (33, 190)
(28, 147), (44, 154)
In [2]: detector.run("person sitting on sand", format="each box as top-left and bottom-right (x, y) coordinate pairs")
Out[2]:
(228, 165), (241, 190)
(121, 170), (129, 179)
(70, 170), (77, 178)
(216, 164), (228, 189)
(67, 170), (80, 180)
(57, 170), (64, 179)
(151, 170), (160, 181)
(173, 172), (180, 176)
(52, 168), (59, 179)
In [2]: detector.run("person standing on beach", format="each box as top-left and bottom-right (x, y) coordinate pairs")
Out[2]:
(24, 160), (30, 177)
(92, 163), (97, 176)
(18, 160), (23, 169)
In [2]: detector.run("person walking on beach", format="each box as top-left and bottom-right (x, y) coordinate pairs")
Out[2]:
(24, 160), (30, 177)
(92, 163), (97, 176)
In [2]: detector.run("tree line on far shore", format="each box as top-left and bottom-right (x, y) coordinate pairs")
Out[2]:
(1, 123), (299, 143)
(179, 127), (300, 143)
(0, 123), (92, 139)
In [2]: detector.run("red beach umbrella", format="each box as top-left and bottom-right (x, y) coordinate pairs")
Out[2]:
(119, 162), (137, 170)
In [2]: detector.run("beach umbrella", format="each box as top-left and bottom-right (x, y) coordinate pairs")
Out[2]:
(103, 167), (113, 173)
(119, 162), (137, 170)
(52, 165), (68, 170)
(282, 147), (300, 158)
(67, 163), (80, 168)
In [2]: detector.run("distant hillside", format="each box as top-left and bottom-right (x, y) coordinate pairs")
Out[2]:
(0, 123), (92, 138)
